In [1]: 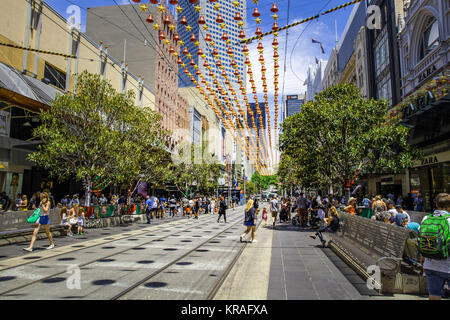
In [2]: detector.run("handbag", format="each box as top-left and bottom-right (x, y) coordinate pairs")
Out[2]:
(27, 208), (40, 224)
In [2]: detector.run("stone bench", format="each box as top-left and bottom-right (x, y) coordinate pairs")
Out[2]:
(328, 212), (428, 295)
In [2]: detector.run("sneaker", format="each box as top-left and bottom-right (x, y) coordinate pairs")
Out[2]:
(47, 244), (55, 250)
(23, 247), (33, 252)
(309, 235), (316, 240)
(251, 239), (257, 243)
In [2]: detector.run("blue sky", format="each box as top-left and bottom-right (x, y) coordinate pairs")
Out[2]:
(44, 0), (353, 166)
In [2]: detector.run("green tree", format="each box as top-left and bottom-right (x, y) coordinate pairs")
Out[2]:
(168, 143), (221, 197)
(28, 71), (167, 206)
(251, 172), (278, 191)
(279, 83), (420, 193)
(245, 180), (258, 197)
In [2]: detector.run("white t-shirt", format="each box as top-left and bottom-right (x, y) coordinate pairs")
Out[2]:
(189, 200), (194, 208)
(270, 199), (279, 212)
(421, 210), (450, 274)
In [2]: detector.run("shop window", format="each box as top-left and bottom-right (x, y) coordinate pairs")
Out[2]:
(419, 17), (439, 60)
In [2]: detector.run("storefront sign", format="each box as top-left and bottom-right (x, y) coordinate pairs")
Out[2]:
(413, 150), (450, 167)
(418, 65), (437, 83)
(402, 91), (436, 119)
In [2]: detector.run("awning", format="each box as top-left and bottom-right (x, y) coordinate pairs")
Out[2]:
(0, 62), (64, 112)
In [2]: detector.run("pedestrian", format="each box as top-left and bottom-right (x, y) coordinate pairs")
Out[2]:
(310, 206), (340, 248)
(210, 197), (216, 215)
(23, 192), (55, 252)
(414, 193), (424, 212)
(418, 193), (450, 300)
(371, 195), (387, 215)
(262, 207), (268, 226)
(217, 196), (227, 223)
(194, 198), (200, 219)
(76, 207), (85, 235)
(169, 195), (177, 217)
(145, 196), (152, 224)
(270, 196), (280, 227)
(188, 198), (194, 218)
(296, 193), (308, 227)
(240, 199), (256, 243)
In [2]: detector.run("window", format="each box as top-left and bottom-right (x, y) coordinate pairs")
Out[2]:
(420, 17), (439, 60)
(44, 63), (66, 90)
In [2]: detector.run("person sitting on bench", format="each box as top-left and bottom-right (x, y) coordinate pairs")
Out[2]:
(310, 206), (340, 247)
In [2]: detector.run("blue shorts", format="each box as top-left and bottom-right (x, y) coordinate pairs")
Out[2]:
(38, 215), (50, 225)
(425, 269), (450, 297)
(244, 221), (255, 227)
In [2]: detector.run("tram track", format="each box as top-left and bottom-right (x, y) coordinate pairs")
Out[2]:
(112, 213), (249, 300)
(0, 210), (245, 298)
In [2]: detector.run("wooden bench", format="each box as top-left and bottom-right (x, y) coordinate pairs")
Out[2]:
(328, 212), (428, 295)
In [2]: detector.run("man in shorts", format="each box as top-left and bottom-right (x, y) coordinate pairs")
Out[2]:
(270, 196), (280, 227)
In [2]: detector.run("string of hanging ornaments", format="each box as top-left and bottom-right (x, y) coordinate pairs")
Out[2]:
(143, 0), (266, 173)
(140, 0), (281, 174)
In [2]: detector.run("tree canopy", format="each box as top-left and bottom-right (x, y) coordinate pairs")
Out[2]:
(29, 71), (170, 205)
(279, 83), (420, 190)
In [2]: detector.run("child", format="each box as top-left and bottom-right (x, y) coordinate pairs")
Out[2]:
(76, 207), (85, 235)
(67, 203), (79, 236)
(60, 206), (69, 234)
(262, 208), (268, 226)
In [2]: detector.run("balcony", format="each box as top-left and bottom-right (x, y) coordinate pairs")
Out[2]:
(413, 47), (441, 79)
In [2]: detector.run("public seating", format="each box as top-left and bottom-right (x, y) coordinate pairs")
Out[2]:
(328, 212), (428, 295)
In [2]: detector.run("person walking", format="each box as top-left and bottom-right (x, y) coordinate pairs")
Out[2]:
(270, 196), (280, 227)
(262, 207), (268, 227)
(418, 193), (450, 300)
(296, 193), (308, 227)
(23, 192), (55, 252)
(240, 199), (257, 243)
(169, 195), (177, 217)
(145, 196), (152, 224)
(210, 197), (216, 215)
(217, 196), (227, 223)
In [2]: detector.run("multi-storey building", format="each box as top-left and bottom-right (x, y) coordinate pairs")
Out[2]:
(0, 0), (156, 201)
(304, 59), (327, 101)
(397, 0), (450, 211)
(86, 3), (184, 148)
(177, 0), (250, 175)
(282, 94), (305, 122)
(366, 0), (405, 107)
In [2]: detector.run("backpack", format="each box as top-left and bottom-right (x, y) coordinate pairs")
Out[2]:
(418, 213), (450, 259)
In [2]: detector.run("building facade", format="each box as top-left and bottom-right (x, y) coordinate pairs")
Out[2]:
(282, 94), (305, 122)
(366, 0), (405, 107)
(86, 3), (185, 148)
(396, 0), (450, 210)
(0, 0), (156, 202)
(304, 59), (327, 101)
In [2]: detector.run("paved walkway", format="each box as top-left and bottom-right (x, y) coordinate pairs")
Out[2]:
(215, 203), (434, 300)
